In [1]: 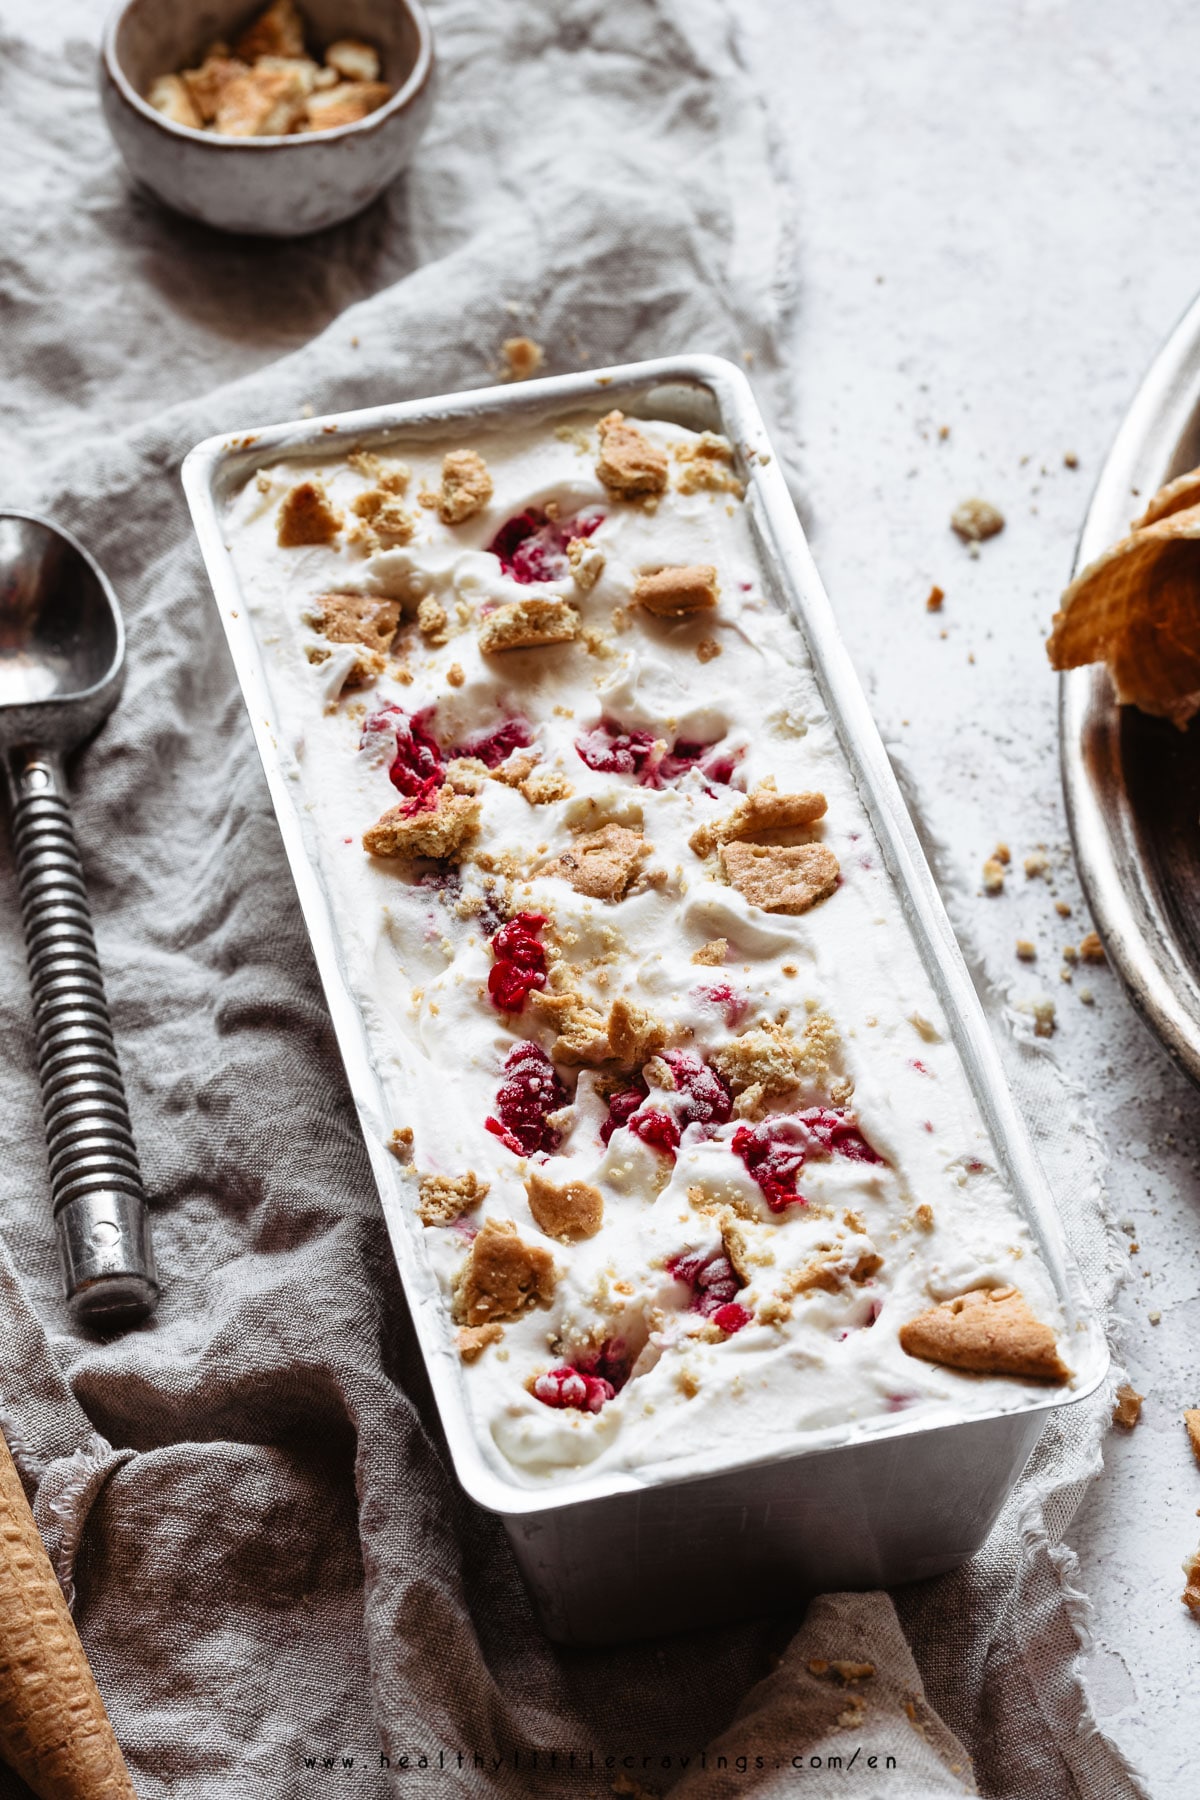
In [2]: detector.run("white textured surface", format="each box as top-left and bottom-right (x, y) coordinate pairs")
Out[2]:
(743, 5), (1200, 1793)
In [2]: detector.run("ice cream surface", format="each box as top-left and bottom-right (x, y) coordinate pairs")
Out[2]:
(221, 407), (1074, 1487)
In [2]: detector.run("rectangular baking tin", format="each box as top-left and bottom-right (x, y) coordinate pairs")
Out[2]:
(183, 356), (1108, 1644)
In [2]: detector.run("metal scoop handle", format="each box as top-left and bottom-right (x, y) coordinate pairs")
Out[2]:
(6, 748), (157, 1326)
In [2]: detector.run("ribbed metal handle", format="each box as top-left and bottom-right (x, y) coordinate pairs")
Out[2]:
(6, 750), (157, 1326)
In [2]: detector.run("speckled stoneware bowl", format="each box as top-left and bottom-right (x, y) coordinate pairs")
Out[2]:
(100, 0), (434, 237)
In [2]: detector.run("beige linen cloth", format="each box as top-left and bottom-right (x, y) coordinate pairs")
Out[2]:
(0, 0), (1147, 1794)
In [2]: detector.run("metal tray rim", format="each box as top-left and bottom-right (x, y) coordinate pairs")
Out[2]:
(183, 353), (1108, 1520)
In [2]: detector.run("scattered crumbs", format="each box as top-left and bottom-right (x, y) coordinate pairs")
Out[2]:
(1112, 1383), (1143, 1429)
(696, 636), (722, 663)
(1079, 930), (1106, 964)
(951, 498), (1005, 542)
(1024, 849), (1050, 879)
(446, 663), (465, 688)
(1149, 1311), (1161, 1325)
(1079, 986), (1095, 1005)
(1032, 998), (1056, 1038)
(501, 335), (544, 381)
(994, 842), (1011, 865)
(914, 1202), (934, 1231)
(938, 424), (950, 441)
(1064, 450), (1079, 469)
(982, 857), (1006, 894)
(1016, 939), (1036, 962)
(925, 584), (945, 612)
(1056, 900), (1072, 918)
(782, 962), (798, 977)
(1063, 944), (1079, 963)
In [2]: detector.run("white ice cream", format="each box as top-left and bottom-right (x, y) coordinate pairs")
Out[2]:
(222, 412), (1073, 1488)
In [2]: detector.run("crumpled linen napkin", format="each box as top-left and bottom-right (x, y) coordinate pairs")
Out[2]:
(0, 0), (1146, 1795)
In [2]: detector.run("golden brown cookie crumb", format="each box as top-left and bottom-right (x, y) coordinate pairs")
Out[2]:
(1184, 1409), (1200, 1466)
(926, 585), (945, 612)
(277, 479), (341, 546)
(304, 80), (391, 131)
(982, 857), (1006, 894)
(306, 592), (399, 686)
(913, 1202), (935, 1230)
(362, 790), (480, 861)
(501, 336), (544, 381)
(696, 636), (722, 663)
(454, 1217), (556, 1325)
(352, 487), (415, 543)
(525, 1169), (604, 1240)
(457, 1323), (504, 1362)
(478, 597), (580, 654)
(899, 1286), (1070, 1381)
(235, 0), (304, 60)
(216, 63), (311, 135)
(1112, 1383), (1143, 1429)
(529, 989), (613, 1065)
(951, 498), (1005, 542)
(595, 410), (669, 499)
(712, 1016), (837, 1117)
(1024, 849), (1050, 878)
(437, 449), (493, 525)
(632, 564), (719, 618)
(692, 938), (728, 966)
(1032, 998), (1056, 1038)
(1016, 938), (1036, 962)
(721, 840), (840, 914)
(148, 74), (205, 128)
(567, 535), (606, 592)
(540, 823), (647, 900)
(416, 596), (449, 644)
(1078, 931), (1106, 964)
(606, 995), (668, 1068)
(417, 1170), (489, 1227)
(674, 432), (743, 497)
(689, 780), (828, 858)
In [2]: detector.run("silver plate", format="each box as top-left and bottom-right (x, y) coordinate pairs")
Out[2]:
(184, 356), (1107, 1641)
(1061, 293), (1200, 1087)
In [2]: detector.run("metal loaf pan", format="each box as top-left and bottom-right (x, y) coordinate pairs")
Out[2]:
(183, 356), (1107, 1646)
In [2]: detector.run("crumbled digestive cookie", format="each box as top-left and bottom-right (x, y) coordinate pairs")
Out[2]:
(147, 1), (393, 137)
(225, 408), (1074, 1483)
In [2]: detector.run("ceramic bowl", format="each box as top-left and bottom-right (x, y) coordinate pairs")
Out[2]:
(100, 0), (434, 237)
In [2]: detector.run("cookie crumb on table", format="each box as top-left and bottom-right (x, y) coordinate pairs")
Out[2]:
(950, 498), (1005, 542)
(501, 336), (544, 381)
(1112, 1383), (1143, 1429)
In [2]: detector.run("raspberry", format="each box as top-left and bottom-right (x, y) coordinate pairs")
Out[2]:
(487, 507), (605, 584)
(733, 1109), (883, 1210)
(667, 1250), (748, 1331)
(796, 1107), (884, 1165)
(575, 1336), (630, 1391)
(627, 1105), (681, 1156)
(692, 983), (749, 1027)
(532, 1366), (615, 1412)
(485, 1041), (565, 1156)
(361, 705), (444, 799)
(574, 717), (742, 791)
(575, 718), (659, 778)
(599, 1077), (648, 1145)
(660, 1050), (733, 1128)
(446, 715), (535, 768)
(710, 1302), (752, 1335)
(487, 912), (548, 1014)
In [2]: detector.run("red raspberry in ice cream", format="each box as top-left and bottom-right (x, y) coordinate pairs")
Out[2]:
(660, 1050), (733, 1128)
(733, 1108), (883, 1210)
(361, 704), (445, 802)
(445, 714), (535, 767)
(731, 1118), (810, 1212)
(487, 506), (605, 584)
(485, 1041), (566, 1156)
(532, 1366), (615, 1412)
(487, 912), (548, 1013)
(692, 983), (750, 1028)
(599, 1076), (649, 1145)
(574, 718), (742, 792)
(667, 1250), (749, 1332)
(627, 1105), (681, 1157)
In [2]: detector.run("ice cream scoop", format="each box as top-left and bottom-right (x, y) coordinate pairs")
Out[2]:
(0, 513), (157, 1327)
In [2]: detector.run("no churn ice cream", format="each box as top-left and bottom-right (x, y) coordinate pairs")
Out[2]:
(222, 406), (1075, 1487)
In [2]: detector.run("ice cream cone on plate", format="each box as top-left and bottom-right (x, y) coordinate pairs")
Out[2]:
(0, 1429), (135, 1798)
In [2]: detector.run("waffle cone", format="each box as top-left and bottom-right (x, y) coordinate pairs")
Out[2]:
(1047, 468), (1200, 728)
(0, 1432), (135, 1799)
